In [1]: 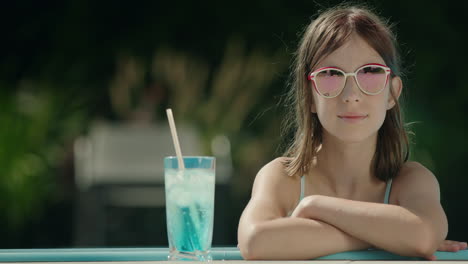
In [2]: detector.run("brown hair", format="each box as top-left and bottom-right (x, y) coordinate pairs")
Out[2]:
(282, 4), (410, 181)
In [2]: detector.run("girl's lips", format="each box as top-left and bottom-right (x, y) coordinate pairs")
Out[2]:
(338, 115), (368, 122)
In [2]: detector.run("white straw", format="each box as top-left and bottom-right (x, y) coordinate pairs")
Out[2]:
(166, 109), (185, 170)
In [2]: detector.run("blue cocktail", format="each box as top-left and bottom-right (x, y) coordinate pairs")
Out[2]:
(164, 156), (215, 261)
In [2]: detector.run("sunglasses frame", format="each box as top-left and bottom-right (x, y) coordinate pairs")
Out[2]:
(307, 63), (392, 98)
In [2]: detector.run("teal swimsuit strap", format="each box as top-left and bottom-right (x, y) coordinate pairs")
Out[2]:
(384, 178), (393, 204)
(300, 175), (305, 201)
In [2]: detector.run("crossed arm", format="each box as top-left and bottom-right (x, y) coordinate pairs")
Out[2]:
(290, 193), (446, 259)
(237, 160), (449, 260)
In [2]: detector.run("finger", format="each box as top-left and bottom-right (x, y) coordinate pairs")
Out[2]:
(438, 244), (459, 252)
(444, 240), (456, 245)
(448, 244), (461, 252)
(441, 246), (457, 252)
(439, 242), (454, 249)
(437, 241), (468, 251)
(436, 245), (447, 251)
(452, 241), (467, 247)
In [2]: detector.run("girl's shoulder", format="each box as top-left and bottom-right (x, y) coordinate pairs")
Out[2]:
(254, 157), (299, 187)
(251, 157), (302, 214)
(257, 157), (294, 177)
(395, 161), (436, 183)
(391, 161), (440, 204)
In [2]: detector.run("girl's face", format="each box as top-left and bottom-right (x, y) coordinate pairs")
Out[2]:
(310, 34), (402, 143)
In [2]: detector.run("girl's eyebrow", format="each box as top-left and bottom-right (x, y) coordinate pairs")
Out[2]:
(315, 61), (385, 71)
(313, 62), (341, 70)
(315, 65), (340, 69)
(317, 55), (385, 69)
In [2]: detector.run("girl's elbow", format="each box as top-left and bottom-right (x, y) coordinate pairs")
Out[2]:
(416, 222), (447, 258)
(238, 223), (264, 260)
(416, 243), (437, 259)
(238, 239), (256, 260)
(239, 245), (257, 260)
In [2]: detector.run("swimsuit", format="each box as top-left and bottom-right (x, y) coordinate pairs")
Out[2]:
(288, 176), (393, 216)
(299, 176), (393, 204)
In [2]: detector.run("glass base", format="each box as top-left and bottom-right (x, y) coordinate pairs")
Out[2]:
(168, 249), (212, 261)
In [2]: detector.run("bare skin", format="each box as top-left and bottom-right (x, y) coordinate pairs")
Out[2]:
(238, 158), (465, 260)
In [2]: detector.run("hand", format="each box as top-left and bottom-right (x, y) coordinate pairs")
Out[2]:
(290, 195), (319, 219)
(436, 240), (467, 252)
(422, 240), (467, 261)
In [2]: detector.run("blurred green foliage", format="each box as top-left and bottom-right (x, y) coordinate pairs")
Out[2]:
(0, 84), (86, 230)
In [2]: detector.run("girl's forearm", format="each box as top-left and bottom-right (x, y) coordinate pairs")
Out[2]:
(305, 195), (431, 258)
(241, 216), (372, 260)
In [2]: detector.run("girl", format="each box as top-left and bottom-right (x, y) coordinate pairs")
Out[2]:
(237, 4), (466, 261)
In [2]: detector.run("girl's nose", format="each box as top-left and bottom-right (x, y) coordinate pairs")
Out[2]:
(341, 76), (362, 103)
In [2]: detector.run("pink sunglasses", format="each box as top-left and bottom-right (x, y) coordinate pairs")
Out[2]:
(308, 63), (392, 98)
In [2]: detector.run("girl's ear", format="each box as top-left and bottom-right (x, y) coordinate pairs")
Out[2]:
(387, 76), (402, 110)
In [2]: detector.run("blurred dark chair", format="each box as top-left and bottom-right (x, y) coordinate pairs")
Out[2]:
(73, 121), (233, 246)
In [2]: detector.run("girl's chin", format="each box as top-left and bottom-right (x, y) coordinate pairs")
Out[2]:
(324, 131), (378, 144)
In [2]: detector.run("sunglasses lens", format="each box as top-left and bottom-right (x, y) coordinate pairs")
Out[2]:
(314, 69), (345, 97)
(356, 66), (387, 94)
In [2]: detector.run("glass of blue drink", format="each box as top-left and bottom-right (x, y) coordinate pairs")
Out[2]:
(164, 156), (215, 261)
